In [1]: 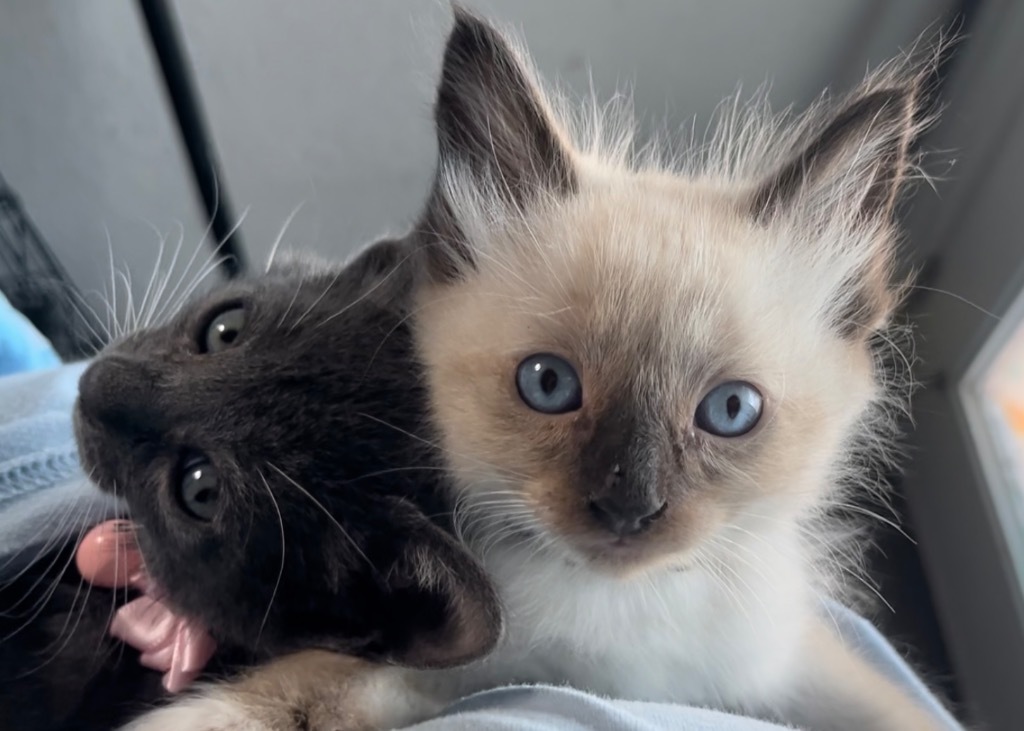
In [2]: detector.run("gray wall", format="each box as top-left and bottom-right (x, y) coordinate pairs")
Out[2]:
(0, 0), (956, 303)
(0, 1), (206, 322)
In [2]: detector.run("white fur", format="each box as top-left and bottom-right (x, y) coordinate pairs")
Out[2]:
(120, 691), (256, 731)
(421, 519), (812, 711)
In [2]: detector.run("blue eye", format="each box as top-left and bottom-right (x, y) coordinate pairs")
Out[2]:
(516, 353), (582, 414)
(695, 381), (763, 437)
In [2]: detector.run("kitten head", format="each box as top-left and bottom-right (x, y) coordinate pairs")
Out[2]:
(413, 10), (936, 575)
(74, 239), (501, 668)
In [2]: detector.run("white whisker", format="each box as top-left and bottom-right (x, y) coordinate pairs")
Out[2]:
(265, 462), (375, 573)
(266, 203), (305, 273)
(255, 470), (286, 650)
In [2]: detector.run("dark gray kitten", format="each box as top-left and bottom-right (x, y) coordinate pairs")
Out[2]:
(0, 239), (500, 730)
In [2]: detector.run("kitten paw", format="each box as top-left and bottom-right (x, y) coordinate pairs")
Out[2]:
(118, 689), (274, 731)
(119, 652), (424, 731)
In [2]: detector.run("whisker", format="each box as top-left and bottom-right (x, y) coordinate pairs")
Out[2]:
(23, 502), (106, 676)
(146, 230), (186, 326)
(287, 266), (346, 334)
(356, 413), (530, 481)
(255, 470), (286, 651)
(277, 279), (304, 328)
(150, 209), (246, 326)
(312, 247), (417, 335)
(1, 504), (91, 642)
(265, 463), (376, 575)
(266, 203), (305, 273)
(0, 489), (87, 582)
(818, 500), (916, 545)
(908, 284), (1000, 321)
(0, 501), (87, 598)
(137, 234), (167, 329)
(167, 254), (229, 319)
(105, 228), (119, 337)
(115, 269), (137, 334)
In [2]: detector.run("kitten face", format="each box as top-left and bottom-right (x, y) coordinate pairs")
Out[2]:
(74, 241), (501, 668)
(413, 11), (930, 574)
(418, 188), (877, 571)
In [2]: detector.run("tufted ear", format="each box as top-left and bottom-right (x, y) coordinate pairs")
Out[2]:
(751, 70), (933, 225)
(418, 7), (577, 281)
(750, 54), (939, 337)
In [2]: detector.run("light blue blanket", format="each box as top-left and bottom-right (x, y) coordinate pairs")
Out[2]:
(0, 361), (963, 730)
(0, 289), (61, 377)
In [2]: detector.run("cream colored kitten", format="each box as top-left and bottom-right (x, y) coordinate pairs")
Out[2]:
(123, 9), (959, 731)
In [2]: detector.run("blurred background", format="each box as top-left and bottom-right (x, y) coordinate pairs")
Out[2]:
(1, 1), (1021, 729)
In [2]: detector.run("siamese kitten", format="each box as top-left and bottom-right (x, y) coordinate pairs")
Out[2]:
(1, 239), (501, 731)
(122, 9), (958, 731)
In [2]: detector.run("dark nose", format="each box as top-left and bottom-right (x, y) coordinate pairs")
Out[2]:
(588, 493), (667, 537)
(78, 357), (166, 436)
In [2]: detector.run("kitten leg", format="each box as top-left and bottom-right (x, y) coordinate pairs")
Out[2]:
(776, 619), (950, 731)
(119, 650), (441, 731)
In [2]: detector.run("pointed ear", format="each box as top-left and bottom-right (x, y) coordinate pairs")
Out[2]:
(265, 238), (410, 292)
(751, 73), (932, 224)
(750, 59), (938, 337)
(377, 498), (502, 668)
(345, 238), (407, 283)
(341, 237), (415, 299)
(419, 7), (577, 281)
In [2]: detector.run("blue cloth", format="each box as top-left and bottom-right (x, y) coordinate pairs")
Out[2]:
(416, 602), (964, 730)
(419, 686), (786, 730)
(0, 360), (116, 573)
(0, 361), (962, 730)
(0, 289), (62, 376)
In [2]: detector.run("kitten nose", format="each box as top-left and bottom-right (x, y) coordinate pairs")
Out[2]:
(78, 357), (166, 436)
(588, 494), (667, 537)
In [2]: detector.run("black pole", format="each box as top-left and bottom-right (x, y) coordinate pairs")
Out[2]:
(137, 0), (246, 278)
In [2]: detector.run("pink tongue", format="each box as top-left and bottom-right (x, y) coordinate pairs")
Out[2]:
(76, 520), (217, 693)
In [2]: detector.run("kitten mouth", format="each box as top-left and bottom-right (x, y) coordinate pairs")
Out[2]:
(575, 534), (663, 567)
(607, 535), (640, 549)
(575, 539), (693, 577)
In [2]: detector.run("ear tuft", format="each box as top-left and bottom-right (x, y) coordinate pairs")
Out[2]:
(749, 36), (949, 338)
(417, 9), (577, 282)
(753, 90), (903, 222)
(751, 68), (935, 225)
(436, 8), (576, 201)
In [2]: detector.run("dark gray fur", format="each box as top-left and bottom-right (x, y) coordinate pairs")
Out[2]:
(1, 239), (500, 730)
